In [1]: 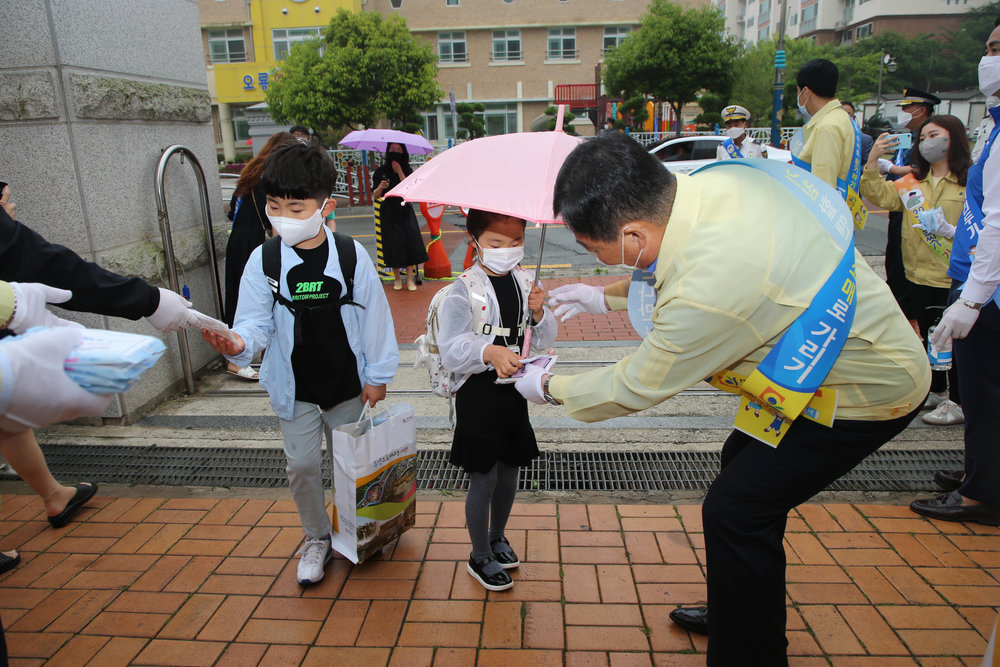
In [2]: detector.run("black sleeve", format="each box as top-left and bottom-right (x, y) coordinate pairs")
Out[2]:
(0, 208), (160, 320)
(371, 166), (387, 191)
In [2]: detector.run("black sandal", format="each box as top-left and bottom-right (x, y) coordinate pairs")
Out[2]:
(47, 483), (98, 529)
(0, 550), (20, 575)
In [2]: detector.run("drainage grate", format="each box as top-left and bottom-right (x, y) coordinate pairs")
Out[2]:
(0, 445), (962, 493)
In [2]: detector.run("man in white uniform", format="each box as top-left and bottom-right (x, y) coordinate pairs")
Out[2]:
(715, 104), (767, 160)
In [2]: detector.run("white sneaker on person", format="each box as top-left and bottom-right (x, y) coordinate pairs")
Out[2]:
(922, 391), (947, 410)
(922, 400), (965, 426)
(296, 536), (333, 585)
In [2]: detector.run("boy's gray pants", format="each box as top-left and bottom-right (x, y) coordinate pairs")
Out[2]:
(278, 396), (365, 540)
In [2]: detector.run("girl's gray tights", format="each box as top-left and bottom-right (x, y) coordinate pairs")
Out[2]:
(466, 461), (519, 561)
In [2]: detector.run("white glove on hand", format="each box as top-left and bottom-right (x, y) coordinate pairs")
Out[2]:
(146, 288), (195, 332)
(876, 158), (893, 176)
(7, 282), (81, 333)
(0, 328), (112, 431)
(548, 283), (608, 322)
(914, 207), (956, 240)
(514, 363), (549, 405)
(930, 300), (980, 350)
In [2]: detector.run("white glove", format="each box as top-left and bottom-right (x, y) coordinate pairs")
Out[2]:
(876, 158), (893, 175)
(548, 283), (608, 322)
(0, 328), (112, 431)
(145, 288), (196, 332)
(930, 300), (981, 350)
(514, 363), (549, 405)
(7, 282), (82, 333)
(913, 207), (956, 240)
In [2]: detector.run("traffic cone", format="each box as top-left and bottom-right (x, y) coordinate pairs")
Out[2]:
(419, 202), (452, 279)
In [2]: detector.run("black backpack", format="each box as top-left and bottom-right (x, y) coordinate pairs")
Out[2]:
(261, 233), (365, 314)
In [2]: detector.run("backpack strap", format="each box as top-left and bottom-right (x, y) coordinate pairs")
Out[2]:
(261, 236), (286, 308)
(261, 232), (364, 312)
(332, 232), (362, 309)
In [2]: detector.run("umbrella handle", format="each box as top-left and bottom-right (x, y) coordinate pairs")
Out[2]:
(520, 327), (532, 359)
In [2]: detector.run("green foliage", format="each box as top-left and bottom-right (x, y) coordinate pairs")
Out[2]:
(622, 95), (650, 130)
(541, 105), (578, 134)
(455, 102), (486, 140)
(603, 0), (739, 135)
(266, 10), (443, 132)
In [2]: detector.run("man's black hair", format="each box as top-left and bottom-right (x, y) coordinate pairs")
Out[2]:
(289, 124), (310, 135)
(553, 134), (676, 243)
(260, 142), (336, 202)
(796, 59), (838, 98)
(841, 100), (856, 112)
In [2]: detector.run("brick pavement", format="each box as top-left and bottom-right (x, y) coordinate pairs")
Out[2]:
(1, 493), (997, 665)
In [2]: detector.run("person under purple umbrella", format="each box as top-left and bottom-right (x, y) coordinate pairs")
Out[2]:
(371, 143), (428, 291)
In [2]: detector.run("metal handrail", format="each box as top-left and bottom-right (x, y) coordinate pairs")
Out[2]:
(154, 145), (224, 395)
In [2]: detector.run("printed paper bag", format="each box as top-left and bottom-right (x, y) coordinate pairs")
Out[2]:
(330, 403), (417, 564)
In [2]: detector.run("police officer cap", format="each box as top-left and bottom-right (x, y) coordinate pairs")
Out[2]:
(900, 88), (941, 108)
(721, 105), (750, 122)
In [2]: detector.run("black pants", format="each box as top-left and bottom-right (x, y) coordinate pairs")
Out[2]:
(702, 407), (920, 665)
(885, 211), (907, 306)
(908, 281), (959, 400)
(954, 298), (1000, 507)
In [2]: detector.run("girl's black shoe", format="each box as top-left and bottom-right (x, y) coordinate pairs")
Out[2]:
(467, 556), (513, 591)
(490, 537), (520, 569)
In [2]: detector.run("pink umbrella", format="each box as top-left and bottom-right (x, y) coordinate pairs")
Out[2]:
(339, 128), (434, 155)
(388, 106), (583, 354)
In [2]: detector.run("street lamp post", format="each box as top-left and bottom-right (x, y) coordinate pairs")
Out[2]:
(770, 0), (789, 148)
(875, 51), (896, 120)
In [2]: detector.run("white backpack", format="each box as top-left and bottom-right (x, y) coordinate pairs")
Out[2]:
(413, 266), (534, 400)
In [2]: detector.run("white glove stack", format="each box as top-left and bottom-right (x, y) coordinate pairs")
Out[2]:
(930, 300), (981, 351)
(0, 328), (112, 431)
(146, 288), (198, 332)
(914, 207), (956, 240)
(548, 283), (608, 322)
(7, 283), (82, 333)
(514, 362), (548, 405)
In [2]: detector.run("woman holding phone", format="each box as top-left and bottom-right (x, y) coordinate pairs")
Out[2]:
(371, 144), (428, 291)
(860, 114), (972, 426)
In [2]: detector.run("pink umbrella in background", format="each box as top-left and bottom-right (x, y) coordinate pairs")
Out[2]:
(339, 128), (434, 155)
(388, 106), (583, 354)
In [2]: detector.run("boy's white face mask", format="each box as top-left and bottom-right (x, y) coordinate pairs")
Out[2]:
(268, 201), (326, 247)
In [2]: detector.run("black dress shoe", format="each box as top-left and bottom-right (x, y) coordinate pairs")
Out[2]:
(490, 537), (519, 569)
(669, 606), (708, 635)
(466, 556), (513, 591)
(933, 470), (964, 491)
(910, 491), (1000, 526)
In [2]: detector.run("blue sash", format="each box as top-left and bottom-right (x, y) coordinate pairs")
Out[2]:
(950, 106), (1000, 306)
(721, 137), (744, 159)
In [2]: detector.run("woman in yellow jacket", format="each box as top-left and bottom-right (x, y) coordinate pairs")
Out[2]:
(860, 114), (972, 426)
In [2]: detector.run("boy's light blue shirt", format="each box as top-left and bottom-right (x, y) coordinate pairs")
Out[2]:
(227, 226), (399, 420)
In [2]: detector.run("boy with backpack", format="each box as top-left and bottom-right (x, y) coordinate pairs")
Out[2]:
(201, 142), (399, 584)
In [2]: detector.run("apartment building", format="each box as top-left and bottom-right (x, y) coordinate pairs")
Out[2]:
(199, 0), (361, 161)
(366, 0), (706, 139)
(719, 0), (991, 46)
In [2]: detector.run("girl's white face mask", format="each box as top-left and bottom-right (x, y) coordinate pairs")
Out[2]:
(267, 201), (326, 247)
(477, 243), (523, 274)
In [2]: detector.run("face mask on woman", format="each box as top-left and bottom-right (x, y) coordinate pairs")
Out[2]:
(918, 136), (949, 165)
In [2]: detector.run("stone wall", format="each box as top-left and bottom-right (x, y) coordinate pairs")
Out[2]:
(0, 0), (226, 423)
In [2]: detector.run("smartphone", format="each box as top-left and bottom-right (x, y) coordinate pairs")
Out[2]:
(888, 133), (912, 150)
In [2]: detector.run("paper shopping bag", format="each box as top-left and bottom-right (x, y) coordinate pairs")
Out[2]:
(329, 403), (417, 564)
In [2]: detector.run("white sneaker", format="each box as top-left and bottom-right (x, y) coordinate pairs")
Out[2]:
(296, 537), (333, 585)
(922, 391), (947, 410)
(922, 400), (965, 426)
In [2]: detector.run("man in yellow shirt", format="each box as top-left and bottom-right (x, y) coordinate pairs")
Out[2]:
(792, 59), (859, 196)
(524, 134), (929, 664)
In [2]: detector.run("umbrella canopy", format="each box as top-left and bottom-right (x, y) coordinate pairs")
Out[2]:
(339, 128), (434, 155)
(386, 119), (583, 224)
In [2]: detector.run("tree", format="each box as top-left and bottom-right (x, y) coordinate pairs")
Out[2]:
(693, 91), (725, 129)
(455, 102), (486, 140)
(266, 10), (443, 132)
(622, 96), (650, 130)
(539, 105), (578, 135)
(603, 0), (739, 136)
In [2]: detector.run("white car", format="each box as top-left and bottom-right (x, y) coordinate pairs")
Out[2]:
(647, 135), (792, 173)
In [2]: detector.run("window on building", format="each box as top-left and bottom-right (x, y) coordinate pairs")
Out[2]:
(547, 27), (577, 60)
(389, 0), (402, 7)
(759, 0), (771, 18)
(207, 28), (247, 64)
(232, 107), (250, 142)
(446, 0), (459, 5)
(438, 32), (467, 63)
(420, 113), (440, 142)
(747, 17), (754, 27)
(800, 4), (817, 32)
(855, 22), (872, 39)
(492, 30), (521, 62)
(483, 103), (519, 135)
(603, 26), (631, 54)
(789, 13), (797, 26)
(758, 26), (769, 40)
(272, 27), (321, 61)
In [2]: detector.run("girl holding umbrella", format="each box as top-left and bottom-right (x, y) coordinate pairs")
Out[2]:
(371, 143), (428, 291)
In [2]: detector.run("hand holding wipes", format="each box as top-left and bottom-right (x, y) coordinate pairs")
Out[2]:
(146, 288), (196, 332)
(514, 362), (549, 405)
(496, 354), (557, 384)
(8, 282), (82, 333)
(189, 309), (238, 344)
